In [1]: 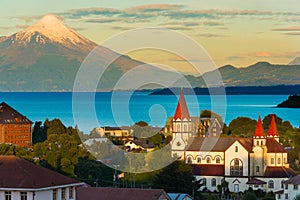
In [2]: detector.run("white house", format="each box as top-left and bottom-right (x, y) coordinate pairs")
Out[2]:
(0, 155), (84, 200)
(276, 175), (300, 200)
(171, 90), (296, 194)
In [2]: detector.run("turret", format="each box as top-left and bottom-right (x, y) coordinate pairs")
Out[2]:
(267, 115), (279, 142)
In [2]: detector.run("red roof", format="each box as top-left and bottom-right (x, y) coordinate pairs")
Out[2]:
(192, 164), (224, 176)
(264, 167), (296, 178)
(266, 138), (287, 153)
(174, 89), (190, 120)
(0, 156), (81, 189)
(254, 115), (265, 138)
(76, 187), (170, 200)
(267, 115), (279, 137)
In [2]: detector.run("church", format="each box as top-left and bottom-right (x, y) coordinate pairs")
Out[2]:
(170, 90), (296, 193)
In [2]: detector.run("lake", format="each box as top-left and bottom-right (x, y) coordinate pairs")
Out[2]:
(0, 92), (299, 133)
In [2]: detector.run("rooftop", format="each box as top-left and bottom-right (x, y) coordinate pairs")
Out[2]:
(76, 187), (170, 200)
(0, 156), (82, 189)
(0, 102), (32, 124)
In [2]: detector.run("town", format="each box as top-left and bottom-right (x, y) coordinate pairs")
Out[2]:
(0, 90), (299, 200)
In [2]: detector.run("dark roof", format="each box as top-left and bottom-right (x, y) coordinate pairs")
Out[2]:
(131, 139), (155, 149)
(266, 138), (287, 153)
(246, 178), (266, 185)
(274, 190), (284, 194)
(0, 156), (81, 189)
(76, 187), (170, 200)
(264, 167), (296, 178)
(174, 90), (190, 120)
(192, 164), (224, 176)
(284, 175), (300, 184)
(187, 137), (235, 152)
(103, 126), (122, 131)
(186, 137), (253, 152)
(0, 102), (32, 124)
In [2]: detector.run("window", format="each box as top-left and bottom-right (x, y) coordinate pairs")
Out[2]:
(278, 158), (281, 164)
(271, 158), (274, 165)
(281, 180), (284, 188)
(284, 158), (286, 164)
(187, 157), (192, 164)
(69, 187), (74, 199)
(206, 157), (211, 164)
(202, 178), (207, 186)
(53, 189), (57, 200)
(285, 184), (288, 190)
(197, 157), (201, 163)
(285, 193), (288, 199)
(268, 180), (274, 188)
(61, 188), (66, 200)
(230, 158), (243, 176)
(256, 141), (259, 146)
(216, 157), (221, 164)
(184, 124), (187, 132)
(294, 184), (298, 190)
(261, 141), (263, 145)
(5, 192), (11, 200)
(21, 192), (27, 200)
(177, 124), (180, 132)
(256, 166), (260, 173)
(211, 178), (216, 187)
(278, 194), (281, 199)
(235, 146), (238, 152)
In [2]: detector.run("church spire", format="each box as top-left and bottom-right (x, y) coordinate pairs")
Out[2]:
(254, 114), (265, 138)
(174, 88), (190, 120)
(267, 115), (279, 138)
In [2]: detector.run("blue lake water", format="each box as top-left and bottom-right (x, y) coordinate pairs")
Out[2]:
(0, 92), (299, 133)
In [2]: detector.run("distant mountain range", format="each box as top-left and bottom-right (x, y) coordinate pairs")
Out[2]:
(1, 14), (300, 91)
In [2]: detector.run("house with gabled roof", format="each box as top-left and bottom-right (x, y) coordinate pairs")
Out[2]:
(76, 187), (171, 200)
(0, 102), (33, 147)
(171, 90), (296, 193)
(0, 155), (84, 200)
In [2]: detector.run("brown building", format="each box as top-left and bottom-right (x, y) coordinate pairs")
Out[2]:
(0, 102), (32, 147)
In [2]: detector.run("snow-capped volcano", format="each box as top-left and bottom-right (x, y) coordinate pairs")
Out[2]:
(0, 14), (161, 91)
(15, 14), (93, 48)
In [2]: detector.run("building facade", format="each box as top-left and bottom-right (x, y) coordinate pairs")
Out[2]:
(0, 155), (84, 200)
(170, 90), (296, 193)
(0, 102), (32, 147)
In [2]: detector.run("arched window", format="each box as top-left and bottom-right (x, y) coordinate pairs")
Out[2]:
(230, 158), (243, 176)
(197, 157), (201, 163)
(268, 180), (274, 188)
(256, 166), (260, 173)
(216, 157), (221, 164)
(177, 124), (180, 132)
(206, 157), (211, 164)
(271, 158), (274, 164)
(278, 158), (281, 164)
(202, 178), (207, 186)
(211, 178), (216, 187)
(187, 157), (192, 164)
(256, 141), (259, 146)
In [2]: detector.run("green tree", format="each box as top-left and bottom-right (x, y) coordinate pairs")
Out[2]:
(227, 117), (257, 137)
(152, 160), (202, 196)
(32, 121), (47, 144)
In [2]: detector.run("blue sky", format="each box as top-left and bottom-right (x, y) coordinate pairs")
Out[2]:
(1, 0), (300, 72)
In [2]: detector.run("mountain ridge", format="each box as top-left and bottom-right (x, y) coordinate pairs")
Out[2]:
(1, 14), (300, 91)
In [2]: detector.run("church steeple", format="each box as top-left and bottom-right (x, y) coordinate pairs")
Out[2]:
(174, 89), (190, 120)
(267, 115), (279, 142)
(254, 115), (265, 138)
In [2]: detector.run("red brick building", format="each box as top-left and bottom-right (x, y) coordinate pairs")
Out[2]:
(0, 102), (32, 147)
